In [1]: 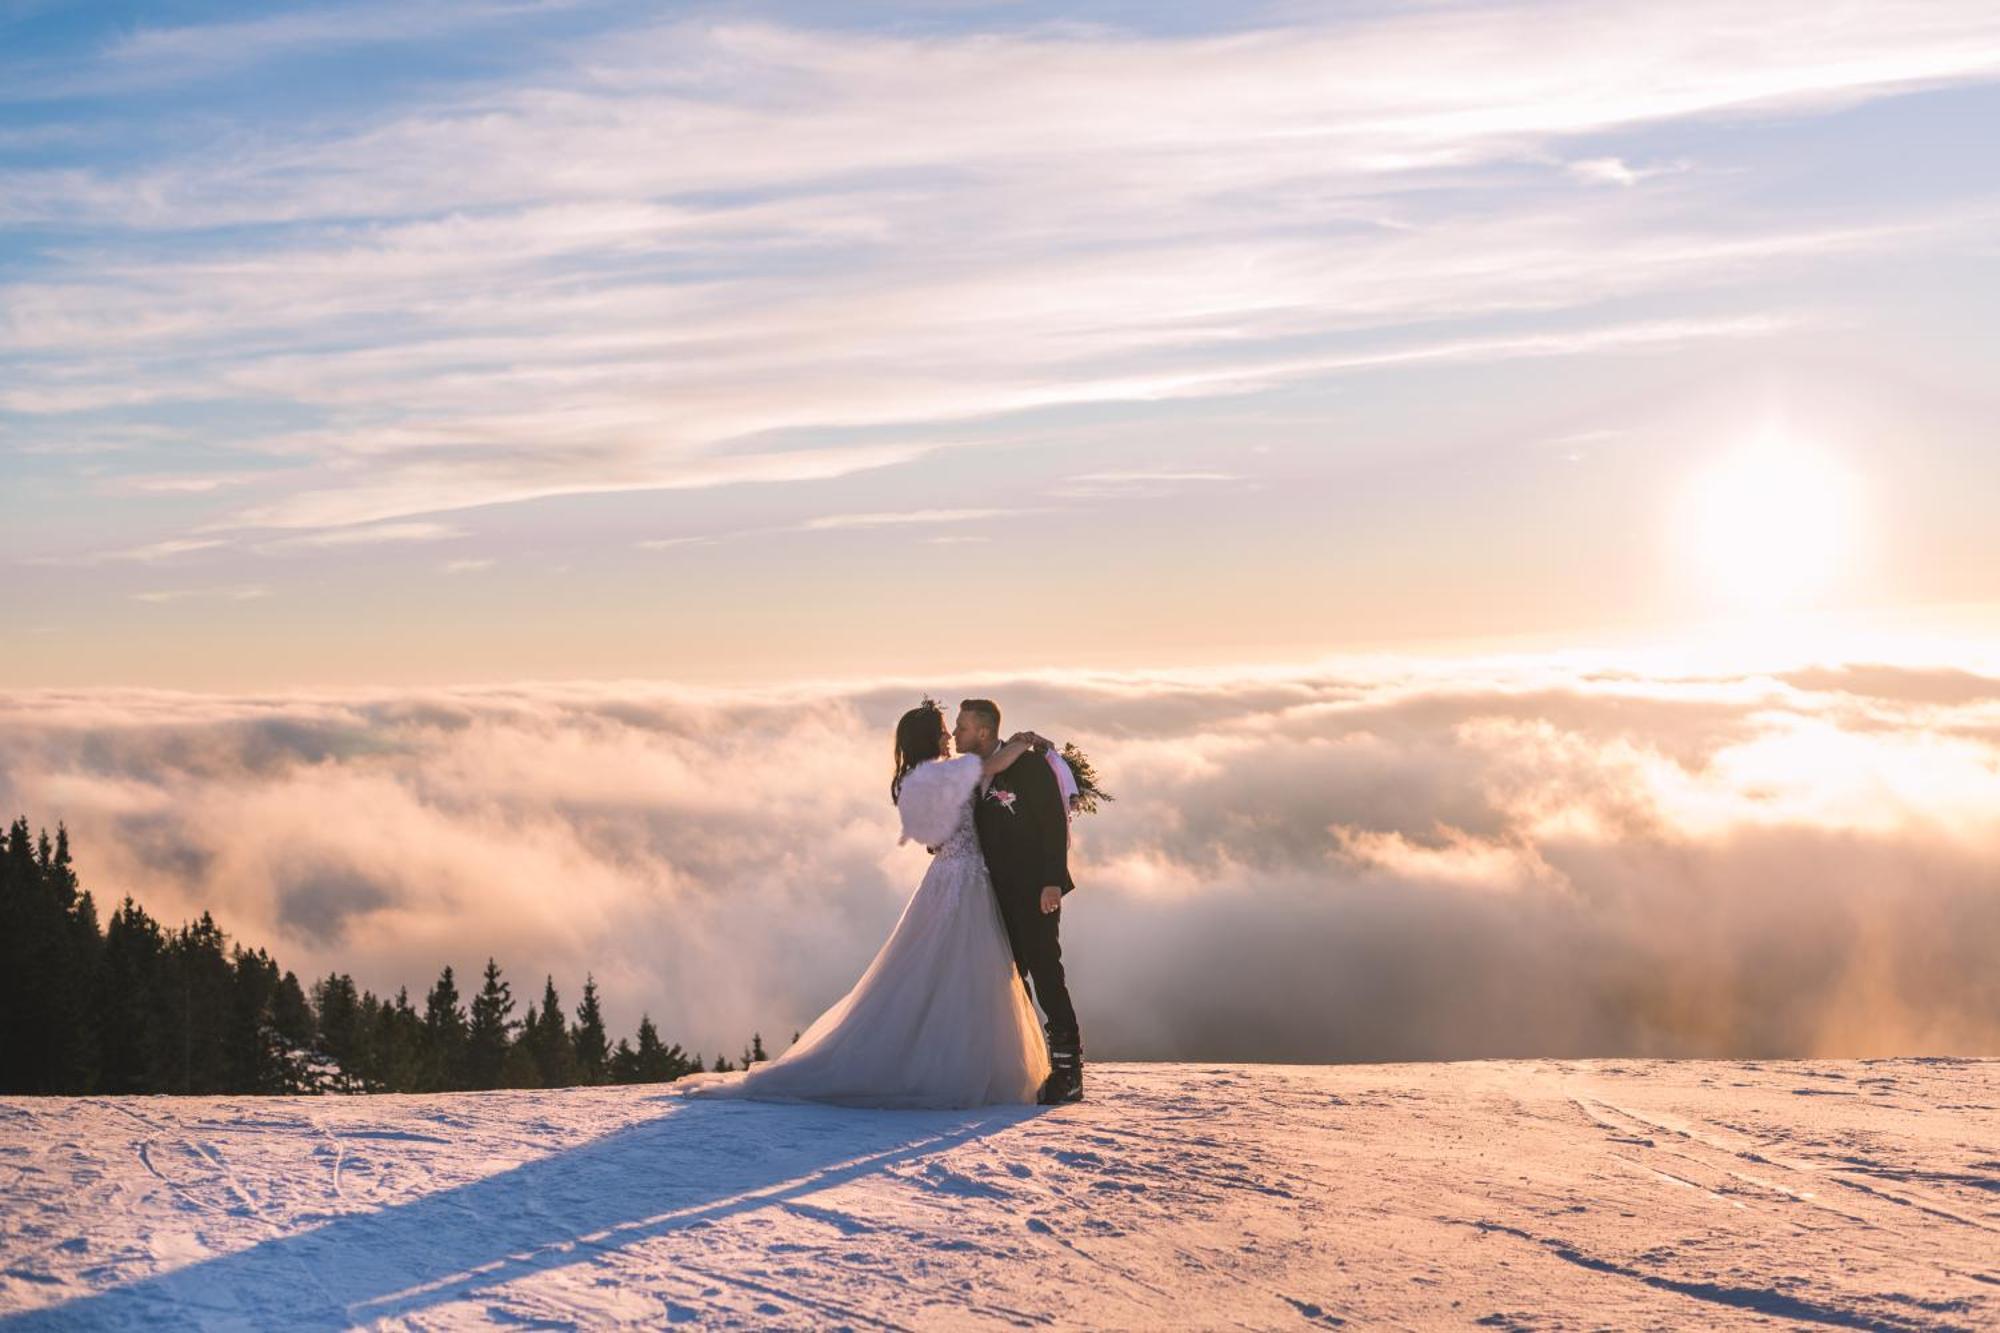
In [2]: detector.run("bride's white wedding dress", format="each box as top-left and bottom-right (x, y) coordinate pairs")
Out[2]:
(675, 754), (1051, 1108)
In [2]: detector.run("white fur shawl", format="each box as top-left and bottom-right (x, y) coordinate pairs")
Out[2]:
(895, 754), (983, 846)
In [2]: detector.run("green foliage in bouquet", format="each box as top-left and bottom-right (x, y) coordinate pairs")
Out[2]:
(1058, 741), (1114, 815)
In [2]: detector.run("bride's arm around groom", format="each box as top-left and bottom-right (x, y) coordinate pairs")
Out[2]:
(895, 733), (1041, 848)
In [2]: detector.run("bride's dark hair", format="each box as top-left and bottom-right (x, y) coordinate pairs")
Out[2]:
(891, 697), (947, 804)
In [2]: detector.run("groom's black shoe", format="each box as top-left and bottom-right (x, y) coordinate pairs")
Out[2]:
(1039, 1031), (1083, 1104)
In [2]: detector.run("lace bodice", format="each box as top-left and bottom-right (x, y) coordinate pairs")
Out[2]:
(930, 799), (982, 862)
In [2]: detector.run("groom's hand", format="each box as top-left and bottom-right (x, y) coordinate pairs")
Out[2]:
(1039, 885), (1062, 915)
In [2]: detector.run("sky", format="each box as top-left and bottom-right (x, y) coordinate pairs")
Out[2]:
(2, 2), (1998, 1060)
(3, 0), (1998, 688)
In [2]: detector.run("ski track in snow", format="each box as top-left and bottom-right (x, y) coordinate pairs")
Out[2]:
(0, 1058), (1994, 1330)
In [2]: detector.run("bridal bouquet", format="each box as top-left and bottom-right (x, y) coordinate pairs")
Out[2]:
(1055, 740), (1114, 816)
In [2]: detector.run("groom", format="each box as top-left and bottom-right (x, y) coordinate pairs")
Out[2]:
(953, 698), (1083, 1104)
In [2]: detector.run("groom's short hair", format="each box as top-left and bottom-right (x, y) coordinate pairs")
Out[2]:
(958, 698), (1001, 732)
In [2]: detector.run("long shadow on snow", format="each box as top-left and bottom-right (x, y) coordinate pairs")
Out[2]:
(7, 1093), (1044, 1329)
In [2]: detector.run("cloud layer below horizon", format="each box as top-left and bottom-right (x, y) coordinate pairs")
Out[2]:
(4, 652), (1995, 1063)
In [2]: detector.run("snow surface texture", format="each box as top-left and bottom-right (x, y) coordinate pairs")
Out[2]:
(1, 1059), (1995, 1330)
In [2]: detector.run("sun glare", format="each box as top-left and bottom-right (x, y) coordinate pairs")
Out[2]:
(1677, 431), (1860, 609)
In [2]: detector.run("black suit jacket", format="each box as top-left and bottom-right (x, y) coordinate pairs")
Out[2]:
(972, 748), (1075, 898)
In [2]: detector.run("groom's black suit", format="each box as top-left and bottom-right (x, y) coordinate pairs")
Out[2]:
(972, 749), (1078, 1041)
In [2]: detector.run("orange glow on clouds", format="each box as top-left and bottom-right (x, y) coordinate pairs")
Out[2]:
(4, 648), (1997, 1062)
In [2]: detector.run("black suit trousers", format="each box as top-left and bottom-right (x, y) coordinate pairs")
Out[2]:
(992, 878), (1078, 1042)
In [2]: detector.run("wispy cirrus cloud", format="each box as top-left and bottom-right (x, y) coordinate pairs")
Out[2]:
(799, 508), (1026, 531)
(1056, 470), (1244, 500)
(197, 442), (940, 534)
(250, 521), (467, 552)
(129, 584), (271, 603)
(2, 0), (584, 101)
(26, 520), (468, 568)
(1564, 156), (1694, 187)
(6, 0), (1999, 568)
(98, 1), (554, 69)
(14, 5), (2000, 227)
(100, 470), (275, 496)
(22, 537), (233, 567)
(634, 505), (1038, 551)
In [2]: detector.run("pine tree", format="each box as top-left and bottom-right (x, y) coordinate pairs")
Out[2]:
(370, 986), (426, 1092)
(0, 817), (102, 1093)
(501, 1005), (542, 1089)
(423, 965), (468, 1091)
(51, 823), (101, 1092)
(0, 819), (25, 1088)
(95, 897), (169, 1093)
(228, 946), (282, 1092)
(632, 1015), (690, 1083)
(353, 989), (385, 1090)
(749, 1032), (768, 1063)
(168, 912), (234, 1093)
(272, 971), (315, 1050)
(465, 958), (516, 1090)
(0, 816), (48, 1090)
(608, 1037), (639, 1084)
(528, 976), (577, 1088)
(260, 966), (320, 1093)
(0, 818), (715, 1098)
(313, 973), (366, 1078)
(571, 974), (609, 1086)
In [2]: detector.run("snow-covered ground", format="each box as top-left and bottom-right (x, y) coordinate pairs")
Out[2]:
(2, 1059), (1994, 1330)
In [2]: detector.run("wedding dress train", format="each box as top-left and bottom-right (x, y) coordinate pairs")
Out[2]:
(676, 754), (1051, 1109)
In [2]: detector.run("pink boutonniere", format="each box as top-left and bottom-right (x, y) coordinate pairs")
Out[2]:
(985, 787), (1019, 813)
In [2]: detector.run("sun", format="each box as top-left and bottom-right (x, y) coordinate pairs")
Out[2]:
(1676, 430), (1860, 609)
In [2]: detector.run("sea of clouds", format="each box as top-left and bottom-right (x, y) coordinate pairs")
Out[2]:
(3, 655), (1996, 1063)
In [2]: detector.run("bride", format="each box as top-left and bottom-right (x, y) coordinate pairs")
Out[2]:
(675, 700), (1053, 1108)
